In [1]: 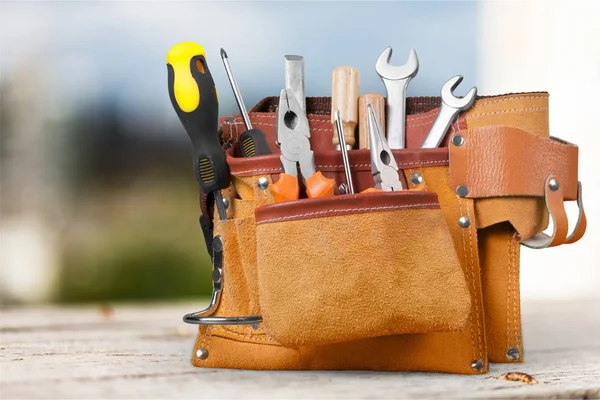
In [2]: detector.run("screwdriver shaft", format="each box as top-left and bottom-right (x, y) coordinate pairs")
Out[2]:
(335, 110), (354, 194)
(220, 48), (252, 130)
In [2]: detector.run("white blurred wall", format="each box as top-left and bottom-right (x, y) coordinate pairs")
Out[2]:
(478, 0), (600, 300)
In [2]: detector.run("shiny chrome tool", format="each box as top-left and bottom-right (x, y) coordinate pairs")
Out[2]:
(270, 89), (335, 202)
(368, 104), (403, 191)
(284, 55), (305, 112)
(375, 47), (419, 149)
(334, 109), (355, 194)
(220, 48), (271, 157)
(421, 75), (477, 148)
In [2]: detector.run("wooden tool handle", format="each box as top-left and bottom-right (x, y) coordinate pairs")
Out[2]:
(358, 93), (385, 149)
(331, 67), (359, 148)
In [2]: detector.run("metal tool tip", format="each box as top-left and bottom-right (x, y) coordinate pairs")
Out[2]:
(285, 55), (303, 61)
(335, 109), (341, 120)
(220, 48), (228, 58)
(367, 103), (374, 115)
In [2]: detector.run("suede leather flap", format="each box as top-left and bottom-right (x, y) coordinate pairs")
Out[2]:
(254, 191), (472, 348)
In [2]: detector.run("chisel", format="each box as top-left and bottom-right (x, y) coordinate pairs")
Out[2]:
(220, 48), (271, 157)
(331, 66), (359, 150)
(167, 42), (229, 221)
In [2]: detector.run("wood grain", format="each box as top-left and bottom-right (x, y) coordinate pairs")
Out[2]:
(331, 66), (359, 148)
(358, 93), (385, 149)
(1, 299), (599, 399)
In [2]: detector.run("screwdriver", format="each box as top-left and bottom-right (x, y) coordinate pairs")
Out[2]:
(334, 110), (355, 194)
(331, 66), (359, 150)
(220, 48), (271, 157)
(167, 42), (229, 221)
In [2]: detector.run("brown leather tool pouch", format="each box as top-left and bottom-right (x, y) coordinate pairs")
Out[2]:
(254, 191), (471, 347)
(185, 92), (586, 374)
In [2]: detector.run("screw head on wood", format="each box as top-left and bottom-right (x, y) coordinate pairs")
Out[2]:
(506, 347), (520, 360)
(458, 216), (471, 228)
(456, 185), (469, 198)
(196, 348), (209, 360)
(452, 135), (464, 146)
(410, 172), (424, 186)
(257, 177), (269, 190)
(548, 178), (560, 192)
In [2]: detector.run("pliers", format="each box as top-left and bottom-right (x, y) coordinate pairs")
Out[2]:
(270, 89), (335, 202)
(367, 104), (404, 191)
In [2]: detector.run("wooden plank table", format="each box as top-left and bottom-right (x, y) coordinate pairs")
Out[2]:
(2, 298), (599, 399)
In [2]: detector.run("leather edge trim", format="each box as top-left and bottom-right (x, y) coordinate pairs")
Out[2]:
(255, 191), (440, 225)
(227, 148), (449, 177)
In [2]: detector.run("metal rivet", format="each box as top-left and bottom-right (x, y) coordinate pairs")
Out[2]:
(196, 348), (209, 360)
(338, 184), (348, 194)
(212, 268), (221, 283)
(222, 197), (229, 210)
(506, 347), (520, 360)
(224, 117), (236, 124)
(549, 178), (560, 192)
(257, 177), (269, 190)
(458, 216), (471, 228)
(452, 135), (464, 146)
(410, 172), (424, 186)
(470, 359), (484, 370)
(456, 185), (469, 197)
(251, 323), (259, 330)
(212, 236), (223, 252)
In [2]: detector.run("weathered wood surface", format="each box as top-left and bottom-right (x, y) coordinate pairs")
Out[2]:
(1, 299), (599, 399)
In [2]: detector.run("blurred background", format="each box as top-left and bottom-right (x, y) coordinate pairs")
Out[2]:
(1, 1), (598, 304)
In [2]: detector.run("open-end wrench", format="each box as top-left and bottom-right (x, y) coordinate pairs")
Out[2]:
(375, 47), (419, 149)
(421, 75), (477, 148)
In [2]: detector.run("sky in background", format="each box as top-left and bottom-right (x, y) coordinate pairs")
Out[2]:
(1, 1), (478, 139)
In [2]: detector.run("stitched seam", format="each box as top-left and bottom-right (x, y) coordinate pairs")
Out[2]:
(407, 113), (437, 123)
(459, 197), (477, 360)
(216, 324), (267, 338)
(199, 326), (207, 350)
(466, 199), (484, 359)
(205, 326), (213, 354)
(229, 120), (333, 132)
(467, 107), (548, 118)
(316, 160), (449, 169)
(232, 160), (449, 176)
(506, 233), (513, 350)
(233, 118), (239, 142)
(470, 95), (548, 109)
(213, 326), (279, 343)
(406, 119), (437, 129)
(233, 167), (281, 175)
(513, 241), (520, 348)
(257, 203), (439, 225)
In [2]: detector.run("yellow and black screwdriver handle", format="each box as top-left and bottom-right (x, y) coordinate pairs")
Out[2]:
(167, 42), (229, 221)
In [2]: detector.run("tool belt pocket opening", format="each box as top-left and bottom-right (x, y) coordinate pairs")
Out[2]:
(254, 190), (472, 348)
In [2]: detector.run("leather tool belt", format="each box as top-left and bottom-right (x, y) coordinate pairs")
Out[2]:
(184, 92), (586, 374)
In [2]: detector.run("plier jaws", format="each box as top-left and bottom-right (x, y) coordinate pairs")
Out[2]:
(368, 104), (403, 191)
(276, 89), (316, 180)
